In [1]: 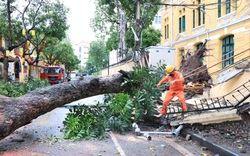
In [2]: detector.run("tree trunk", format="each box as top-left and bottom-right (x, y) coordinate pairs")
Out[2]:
(0, 72), (129, 140)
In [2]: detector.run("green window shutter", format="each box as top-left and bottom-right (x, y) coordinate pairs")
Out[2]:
(198, 0), (201, 26)
(165, 25), (167, 39)
(198, 7), (201, 26)
(193, 10), (195, 28)
(203, 6), (205, 24)
(179, 17), (181, 33)
(226, 0), (231, 14)
(182, 15), (186, 32)
(167, 24), (169, 38)
(222, 35), (234, 68)
(218, 0), (221, 18)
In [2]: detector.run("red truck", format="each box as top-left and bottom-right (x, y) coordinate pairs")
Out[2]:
(40, 66), (66, 85)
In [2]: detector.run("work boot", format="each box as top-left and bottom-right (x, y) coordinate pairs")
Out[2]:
(160, 115), (168, 125)
(181, 111), (188, 120)
(155, 113), (163, 118)
(155, 114), (168, 125)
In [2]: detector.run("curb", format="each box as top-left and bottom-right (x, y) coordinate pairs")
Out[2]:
(181, 129), (238, 156)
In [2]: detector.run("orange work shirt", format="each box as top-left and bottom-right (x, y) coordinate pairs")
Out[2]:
(158, 71), (184, 91)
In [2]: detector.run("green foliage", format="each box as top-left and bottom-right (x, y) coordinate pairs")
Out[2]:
(0, 0), (69, 50)
(0, 0), (70, 82)
(104, 65), (167, 131)
(63, 94), (132, 139)
(91, 0), (161, 51)
(109, 94), (133, 122)
(125, 27), (162, 50)
(62, 64), (168, 140)
(94, 0), (161, 29)
(106, 116), (130, 133)
(42, 38), (80, 73)
(106, 31), (119, 51)
(0, 79), (50, 97)
(106, 93), (133, 132)
(141, 27), (162, 50)
(86, 40), (109, 75)
(63, 105), (110, 141)
(122, 65), (166, 120)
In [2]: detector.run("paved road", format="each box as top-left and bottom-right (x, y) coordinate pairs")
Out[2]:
(64, 94), (105, 107)
(0, 96), (213, 156)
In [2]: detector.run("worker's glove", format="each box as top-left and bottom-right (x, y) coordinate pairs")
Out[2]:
(156, 84), (160, 88)
(169, 80), (176, 85)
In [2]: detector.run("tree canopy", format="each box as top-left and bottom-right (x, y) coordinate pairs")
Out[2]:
(0, 0), (70, 80)
(86, 40), (108, 74)
(0, 0), (69, 52)
(41, 38), (80, 73)
(93, 0), (161, 30)
(90, 0), (162, 63)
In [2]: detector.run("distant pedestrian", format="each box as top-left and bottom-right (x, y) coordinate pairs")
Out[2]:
(8, 49), (22, 79)
(10, 73), (15, 81)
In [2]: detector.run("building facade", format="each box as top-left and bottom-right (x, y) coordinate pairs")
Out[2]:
(161, 1), (250, 77)
(74, 40), (90, 68)
(160, 0), (250, 96)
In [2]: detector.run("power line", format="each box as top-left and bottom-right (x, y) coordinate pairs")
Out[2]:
(151, 0), (242, 10)
(152, 2), (218, 7)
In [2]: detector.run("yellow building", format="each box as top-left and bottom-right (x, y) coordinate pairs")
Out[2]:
(160, 0), (250, 97)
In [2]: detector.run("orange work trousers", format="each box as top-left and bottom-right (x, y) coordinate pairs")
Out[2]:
(161, 90), (187, 115)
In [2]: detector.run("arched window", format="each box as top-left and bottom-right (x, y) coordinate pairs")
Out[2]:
(222, 35), (234, 68)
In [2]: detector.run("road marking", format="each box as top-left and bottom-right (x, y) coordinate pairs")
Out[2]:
(110, 132), (127, 156)
(165, 138), (195, 156)
(39, 113), (51, 125)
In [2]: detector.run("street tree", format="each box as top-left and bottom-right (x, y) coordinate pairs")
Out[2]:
(106, 26), (161, 52)
(0, 0), (69, 80)
(91, 0), (161, 61)
(63, 54), (80, 77)
(23, 0), (69, 66)
(41, 38), (65, 65)
(92, 0), (160, 30)
(41, 38), (80, 76)
(126, 26), (161, 50)
(86, 40), (108, 74)
(59, 39), (80, 76)
(106, 30), (119, 52)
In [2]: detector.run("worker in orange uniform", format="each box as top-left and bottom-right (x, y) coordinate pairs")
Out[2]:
(156, 65), (187, 118)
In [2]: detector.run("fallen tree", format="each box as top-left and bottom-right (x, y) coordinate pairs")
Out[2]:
(0, 72), (129, 140)
(2, 42), (247, 141)
(0, 41), (212, 140)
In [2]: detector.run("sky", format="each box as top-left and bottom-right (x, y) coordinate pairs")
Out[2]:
(61, 0), (96, 44)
